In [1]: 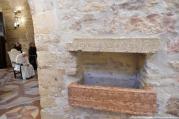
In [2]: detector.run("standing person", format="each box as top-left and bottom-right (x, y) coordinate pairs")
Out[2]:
(28, 42), (37, 70)
(14, 42), (22, 53)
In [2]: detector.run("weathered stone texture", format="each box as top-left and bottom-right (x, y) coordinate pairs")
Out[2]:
(67, 37), (160, 53)
(167, 97), (179, 116)
(33, 11), (58, 34)
(26, 0), (179, 118)
(69, 83), (156, 115)
(168, 39), (179, 52)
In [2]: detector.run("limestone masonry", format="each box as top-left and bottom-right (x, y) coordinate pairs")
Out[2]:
(27, 0), (179, 118)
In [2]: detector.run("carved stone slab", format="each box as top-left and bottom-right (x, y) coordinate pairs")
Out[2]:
(67, 37), (160, 53)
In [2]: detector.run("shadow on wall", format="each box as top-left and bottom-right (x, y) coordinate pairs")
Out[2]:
(75, 52), (146, 89)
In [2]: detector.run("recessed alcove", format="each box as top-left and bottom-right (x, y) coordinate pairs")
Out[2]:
(76, 52), (145, 89)
(67, 37), (160, 115)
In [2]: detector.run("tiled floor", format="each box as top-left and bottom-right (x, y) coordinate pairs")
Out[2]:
(0, 69), (40, 119)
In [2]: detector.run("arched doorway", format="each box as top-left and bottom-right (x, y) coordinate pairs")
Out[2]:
(0, 0), (35, 62)
(0, 0), (40, 119)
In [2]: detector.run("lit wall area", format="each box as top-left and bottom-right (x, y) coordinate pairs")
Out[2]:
(0, 0), (34, 52)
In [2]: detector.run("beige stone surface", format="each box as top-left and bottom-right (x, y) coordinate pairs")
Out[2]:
(167, 97), (179, 116)
(38, 68), (64, 89)
(40, 96), (56, 108)
(37, 51), (59, 68)
(23, 0), (179, 118)
(33, 11), (57, 34)
(38, 68), (65, 108)
(67, 37), (160, 53)
(169, 61), (179, 71)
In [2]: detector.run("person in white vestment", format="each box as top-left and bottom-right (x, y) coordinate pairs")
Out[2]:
(15, 52), (35, 80)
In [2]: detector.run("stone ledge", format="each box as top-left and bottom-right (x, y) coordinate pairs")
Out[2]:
(67, 37), (160, 53)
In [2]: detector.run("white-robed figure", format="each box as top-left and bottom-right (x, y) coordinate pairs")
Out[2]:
(15, 52), (35, 80)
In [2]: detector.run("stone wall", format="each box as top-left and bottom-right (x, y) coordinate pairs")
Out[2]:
(28, 0), (179, 118)
(0, 0), (34, 52)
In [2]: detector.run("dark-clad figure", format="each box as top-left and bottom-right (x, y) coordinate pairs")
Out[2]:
(28, 42), (37, 70)
(14, 42), (22, 53)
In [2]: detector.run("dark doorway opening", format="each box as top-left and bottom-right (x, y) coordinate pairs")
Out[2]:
(0, 12), (7, 69)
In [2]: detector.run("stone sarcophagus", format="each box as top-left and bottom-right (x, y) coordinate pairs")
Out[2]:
(68, 83), (156, 115)
(67, 37), (160, 115)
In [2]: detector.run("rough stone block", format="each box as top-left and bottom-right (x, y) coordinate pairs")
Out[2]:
(38, 68), (65, 102)
(169, 61), (179, 71)
(38, 68), (64, 87)
(40, 96), (56, 108)
(67, 37), (160, 53)
(167, 97), (179, 116)
(37, 51), (59, 68)
(38, 68), (65, 108)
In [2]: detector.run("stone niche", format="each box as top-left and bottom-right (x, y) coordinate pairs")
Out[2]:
(67, 37), (160, 115)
